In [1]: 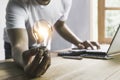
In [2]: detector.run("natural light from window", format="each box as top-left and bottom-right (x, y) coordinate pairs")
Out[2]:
(92, 0), (120, 43)
(105, 0), (120, 38)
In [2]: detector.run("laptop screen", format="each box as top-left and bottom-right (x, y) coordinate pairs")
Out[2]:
(107, 24), (120, 55)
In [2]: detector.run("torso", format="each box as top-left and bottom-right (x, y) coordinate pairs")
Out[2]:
(6, 0), (72, 48)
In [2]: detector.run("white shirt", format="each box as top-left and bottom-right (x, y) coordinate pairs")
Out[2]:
(5, 0), (72, 48)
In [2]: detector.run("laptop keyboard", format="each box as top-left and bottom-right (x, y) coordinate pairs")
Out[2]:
(58, 49), (111, 59)
(79, 52), (107, 59)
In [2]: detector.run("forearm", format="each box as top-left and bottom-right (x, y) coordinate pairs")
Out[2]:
(12, 45), (27, 67)
(7, 29), (51, 78)
(54, 20), (82, 46)
(7, 29), (28, 67)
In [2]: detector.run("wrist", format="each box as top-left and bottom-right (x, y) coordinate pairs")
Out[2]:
(75, 41), (83, 47)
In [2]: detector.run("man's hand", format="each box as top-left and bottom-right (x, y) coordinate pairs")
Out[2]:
(22, 46), (51, 78)
(77, 40), (100, 50)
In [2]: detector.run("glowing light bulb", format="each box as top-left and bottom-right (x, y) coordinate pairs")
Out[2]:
(33, 20), (52, 46)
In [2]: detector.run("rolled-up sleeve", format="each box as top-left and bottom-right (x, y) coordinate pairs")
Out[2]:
(59, 0), (72, 21)
(6, 0), (27, 29)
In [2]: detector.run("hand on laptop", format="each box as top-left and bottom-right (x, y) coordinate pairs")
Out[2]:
(77, 40), (100, 50)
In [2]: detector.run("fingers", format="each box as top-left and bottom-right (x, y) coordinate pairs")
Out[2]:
(23, 47), (44, 66)
(24, 48), (46, 78)
(91, 41), (100, 49)
(35, 51), (51, 77)
(82, 40), (100, 50)
(24, 49), (44, 77)
(24, 47), (51, 78)
(82, 41), (94, 50)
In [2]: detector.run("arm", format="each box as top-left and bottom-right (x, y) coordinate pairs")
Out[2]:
(6, 0), (29, 67)
(8, 28), (51, 78)
(7, 29), (28, 67)
(6, 1), (50, 77)
(54, 20), (84, 48)
(54, 20), (100, 49)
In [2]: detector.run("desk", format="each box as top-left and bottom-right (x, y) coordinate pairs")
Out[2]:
(1, 53), (120, 80)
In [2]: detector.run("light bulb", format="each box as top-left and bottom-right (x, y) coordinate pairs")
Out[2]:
(33, 20), (52, 46)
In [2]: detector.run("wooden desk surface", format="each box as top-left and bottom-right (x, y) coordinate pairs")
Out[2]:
(1, 53), (120, 80)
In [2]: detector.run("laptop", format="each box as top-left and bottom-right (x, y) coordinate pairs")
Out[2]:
(58, 24), (120, 59)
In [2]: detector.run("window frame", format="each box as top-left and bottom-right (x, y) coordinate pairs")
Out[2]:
(98, 0), (120, 44)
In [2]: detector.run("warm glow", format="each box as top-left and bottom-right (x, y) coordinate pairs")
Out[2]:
(36, 26), (49, 42)
(33, 20), (52, 44)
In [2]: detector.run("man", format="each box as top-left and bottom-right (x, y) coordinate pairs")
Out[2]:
(5, 0), (100, 78)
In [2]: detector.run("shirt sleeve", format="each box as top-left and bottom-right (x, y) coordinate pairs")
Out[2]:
(6, 0), (28, 29)
(59, 0), (72, 21)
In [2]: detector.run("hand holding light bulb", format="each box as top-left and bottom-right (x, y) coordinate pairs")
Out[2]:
(23, 20), (52, 78)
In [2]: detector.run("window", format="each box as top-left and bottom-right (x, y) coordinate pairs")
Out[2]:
(98, 0), (120, 43)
